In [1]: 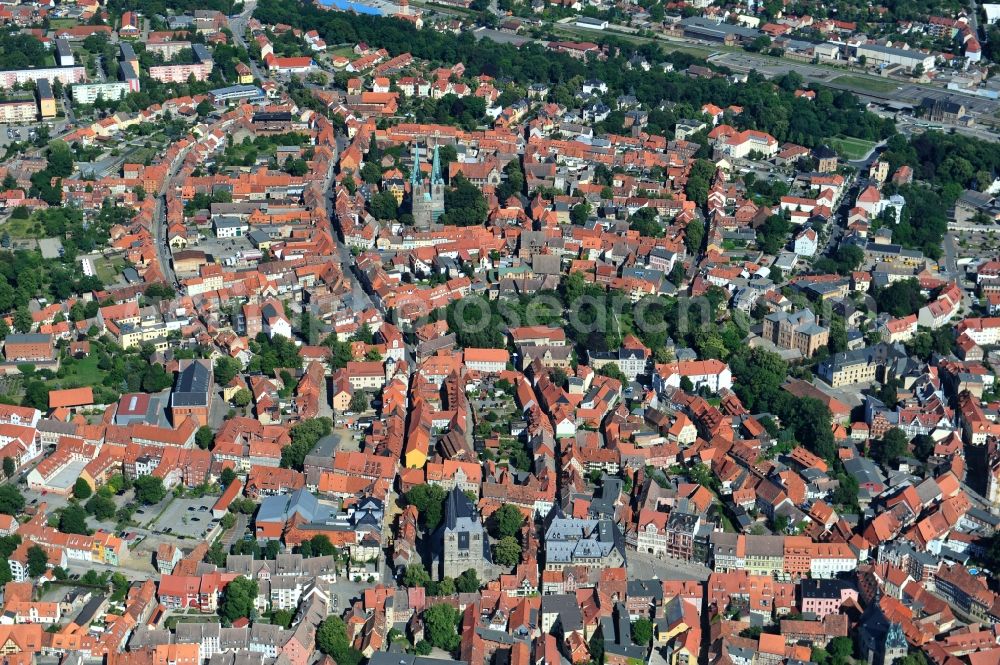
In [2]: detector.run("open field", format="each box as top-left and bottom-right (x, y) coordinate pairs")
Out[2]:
(1, 218), (38, 239)
(828, 135), (878, 160)
(95, 256), (127, 284)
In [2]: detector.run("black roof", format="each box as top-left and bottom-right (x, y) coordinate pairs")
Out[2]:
(813, 145), (838, 159)
(171, 361), (211, 407)
(443, 486), (476, 530)
(253, 111), (292, 123)
(801, 578), (854, 599)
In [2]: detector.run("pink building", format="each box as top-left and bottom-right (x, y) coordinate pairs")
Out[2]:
(800, 579), (858, 618)
(148, 62), (213, 83)
(0, 66), (85, 88)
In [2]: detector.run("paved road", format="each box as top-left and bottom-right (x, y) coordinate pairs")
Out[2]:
(230, 1), (267, 81)
(220, 514), (251, 549)
(152, 141), (196, 287)
(943, 232), (959, 278)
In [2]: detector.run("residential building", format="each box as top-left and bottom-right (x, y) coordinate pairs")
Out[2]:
(762, 309), (829, 357)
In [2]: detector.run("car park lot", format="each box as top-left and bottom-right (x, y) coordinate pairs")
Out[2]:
(146, 495), (219, 540)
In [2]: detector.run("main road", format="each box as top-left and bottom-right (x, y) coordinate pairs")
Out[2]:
(152, 144), (191, 287)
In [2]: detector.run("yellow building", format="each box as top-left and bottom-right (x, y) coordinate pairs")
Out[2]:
(236, 62), (254, 85)
(36, 79), (56, 119)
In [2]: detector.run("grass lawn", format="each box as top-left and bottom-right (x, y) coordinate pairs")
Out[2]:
(48, 18), (79, 28)
(828, 135), (878, 160)
(328, 45), (357, 58)
(94, 256), (127, 284)
(55, 353), (105, 388)
(833, 75), (899, 94)
(1, 215), (43, 239)
(126, 146), (157, 165)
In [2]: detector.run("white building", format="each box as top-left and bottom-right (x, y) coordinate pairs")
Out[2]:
(810, 545), (858, 578)
(653, 359), (733, 393)
(213, 216), (249, 238)
(854, 43), (936, 72)
(72, 82), (130, 105)
(793, 228), (818, 257)
(463, 348), (509, 374)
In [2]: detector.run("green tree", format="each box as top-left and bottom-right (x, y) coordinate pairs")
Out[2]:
(455, 568), (480, 593)
(26, 545), (47, 577)
(631, 618), (654, 645)
(214, 357), (242, 386)
(12, 308), (32, 334)
(305, 534), (337, 557)
(491, 504), (525, 539)
(196, 98), (214, 118)
(835, 243), (864, 272)
(220, 576), (259, 622)
(403, 563), (430, 588)
(284, 158), (308, 177)
(828, 636), (853, 660)
(272, 609), (294, 628)
(424, 604), (461, 652)
(134, 475), (167, 505)
(73, 478), (92, 500)
(280, 418), (333, 470)
(570, 201), (591, 226)
(828, 316), (848, 354)
(757, 214), (790, 255)
(349, 391), (369, 413)
(369, 190), (398, 220)
(874, 279), (926, 317)
(406, 484), (447, 531)
(729, 347), (788, 412)
(685, 159), (715, 207)
(361, 161), (383, 184)
(58, 504), (91, 535)
(873, 427), (909, 466)
(440, 176), (488, 227)
(493, 536), (521, 567)
(84, 494), (116, 520)
(432, 577), (456, 596)
(913, 434), (935, 461)
(629, 207), (664, 238)
(684, 218), (705, 255)
(316, 615), (362, 665)
(220, 467), (238, 488)
(46, 140), (74, 178)
(2, 457), (14, 478)
(195, 426), (215, 450)
(21, 381), (49, 411)
(232, 388), (252, 408)
(0, 485), (25, 515)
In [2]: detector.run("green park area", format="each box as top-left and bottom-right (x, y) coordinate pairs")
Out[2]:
(828, 135), (879, 160)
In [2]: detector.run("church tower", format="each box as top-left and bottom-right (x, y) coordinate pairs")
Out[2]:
(410, 144), (445, 229)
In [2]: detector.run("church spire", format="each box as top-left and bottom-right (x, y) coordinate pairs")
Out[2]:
(410, 145), (422, 187)
(431, 145), (443, 185)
